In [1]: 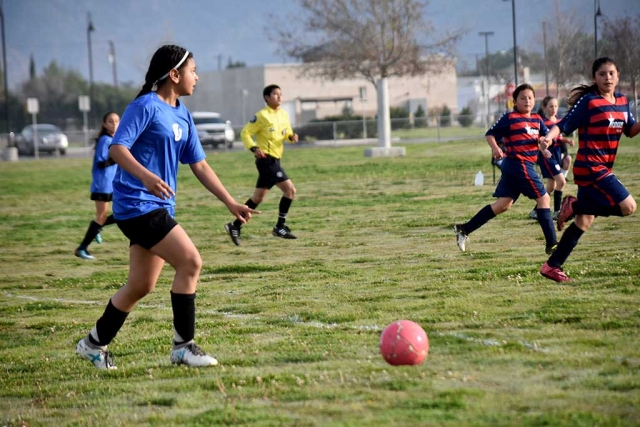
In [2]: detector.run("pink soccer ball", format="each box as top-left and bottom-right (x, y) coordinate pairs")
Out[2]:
(380, 320), (429, 366)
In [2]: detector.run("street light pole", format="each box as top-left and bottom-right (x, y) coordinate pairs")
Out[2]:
(108, 40), (118, 88)
(87, 12), (95, 123)
(0, 0), (9, 134)
(503, 0), (518, 85)
(594, 0), (602, 60)
(478, 31), (494, 124)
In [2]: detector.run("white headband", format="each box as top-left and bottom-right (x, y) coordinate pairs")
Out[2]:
(155, 50), (190, 85)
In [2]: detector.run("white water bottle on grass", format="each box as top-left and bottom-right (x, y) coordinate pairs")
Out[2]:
(474, 171), (484, 186)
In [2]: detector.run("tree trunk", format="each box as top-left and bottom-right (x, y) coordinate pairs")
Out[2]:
(376, 77), (391, 149)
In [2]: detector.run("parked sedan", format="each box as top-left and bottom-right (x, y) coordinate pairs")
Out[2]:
(16, 124), (69, 156)
(192, 111), (235, 149)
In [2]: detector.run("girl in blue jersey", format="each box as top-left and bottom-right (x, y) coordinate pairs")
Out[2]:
(75, 112), (120, 260)
(540, 57), (640, 282)
(76, 45), (259, 369)
(454, 83), (558, 255)
(528, 96), (575, 220)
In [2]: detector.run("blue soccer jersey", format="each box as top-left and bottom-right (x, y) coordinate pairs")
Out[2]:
(558, 91), (637, 186)
(90, 135), (118, 194)
(486, 111), (549, 163)
(110, 92), (206, 219)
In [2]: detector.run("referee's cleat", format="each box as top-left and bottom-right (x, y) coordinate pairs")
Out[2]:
(76, 338), (117, 370)
(224, 222), (241, 246)
(94, 232), (102, 244)
(75, 248), (96, 260)
(170, 342), (218, 367)
(545, 242), (558, 255)
(540, 262), (573, 282)
(453, 224), (469, 252)
(273, 225), (297, 239)
(557, 195), (577, 231)
(529, 209), (538, 220)
(552, 211), (559, 221)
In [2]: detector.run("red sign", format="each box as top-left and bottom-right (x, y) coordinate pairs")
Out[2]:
(505, 83), (516, 97)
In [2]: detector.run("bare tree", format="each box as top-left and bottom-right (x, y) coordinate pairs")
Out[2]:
(545, 0), (592, 97)
(601, 16), (640, 118)
(268, 0), (462, 152)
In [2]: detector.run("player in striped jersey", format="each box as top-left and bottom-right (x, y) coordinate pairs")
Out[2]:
(540, 57), (640, 282)
(454, 83), (558, 255)
(529, 96), (575, 220)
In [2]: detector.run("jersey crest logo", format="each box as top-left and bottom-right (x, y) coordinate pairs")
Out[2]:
(250, 115), (257, 123)
(524, 124), (539, 136)
(282, 129), (286, 136)
(172, 123), (183, 141)
(269, 127), (275, 132)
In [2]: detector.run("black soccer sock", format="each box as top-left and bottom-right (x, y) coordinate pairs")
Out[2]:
(87, 299), (129, 348)
(233, 198), (259, 228)
(554, 190), (563, 212)
(463, 205), (496, 235)
(536, 208), (557, 246)
(103, 215), (116, 226)
(78, 220), (102, 250)
(548, 222), (584, 268)
(171, 291), (196, 346)
(276, 197), (293, 227)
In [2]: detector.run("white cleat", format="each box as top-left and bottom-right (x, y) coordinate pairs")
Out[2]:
(454, 224), (469, 252)
(170, 342), (218, 367)
(76, 338), (117, 370)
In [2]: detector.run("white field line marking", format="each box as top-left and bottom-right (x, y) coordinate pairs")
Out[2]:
(4, 293), (550, 353)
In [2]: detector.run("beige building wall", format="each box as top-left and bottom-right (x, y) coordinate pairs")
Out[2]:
(183, 62), (457, 128)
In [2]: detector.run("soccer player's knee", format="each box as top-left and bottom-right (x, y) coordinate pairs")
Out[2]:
(183, 251), (202, 275)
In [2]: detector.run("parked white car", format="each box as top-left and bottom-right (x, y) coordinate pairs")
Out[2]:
(192, 111), (235, 149)
(16, 124), (68, 156)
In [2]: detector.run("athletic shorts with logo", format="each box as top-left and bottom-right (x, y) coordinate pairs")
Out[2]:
(255, 155), (289, 189)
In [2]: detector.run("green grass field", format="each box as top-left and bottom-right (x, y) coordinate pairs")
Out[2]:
(1, 138), (639, 426)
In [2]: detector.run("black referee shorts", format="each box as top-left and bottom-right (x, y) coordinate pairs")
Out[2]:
(116, 208), (178, 250)
(255, 155), (289, 189)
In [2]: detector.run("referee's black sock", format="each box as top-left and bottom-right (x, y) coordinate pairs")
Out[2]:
(86, 299), (129, 349)
(171, 291), (196, 347)
(276, 197), (293, 228)
(233, 198), (259, 228)
(463, 205), (496, 235)
(78, 221), (102, 250)
(548, 222), (584, 268)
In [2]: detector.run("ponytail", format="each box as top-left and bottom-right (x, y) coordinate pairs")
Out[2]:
(135, 45), (193, 99)
(566, 84), (598, 107)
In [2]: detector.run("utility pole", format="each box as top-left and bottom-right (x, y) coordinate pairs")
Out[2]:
(503, 0), (518, 85)
(479, 31), (494, 125)
(542, 21), (549, 96)
(0, 0), (9, 133)
(594, 0), (602, 60)
(108, 40), (118, 88)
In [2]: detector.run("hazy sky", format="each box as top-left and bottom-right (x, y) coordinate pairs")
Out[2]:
(5, 0), (638, 89)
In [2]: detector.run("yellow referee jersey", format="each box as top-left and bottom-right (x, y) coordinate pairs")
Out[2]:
(241, 106), (294, 159)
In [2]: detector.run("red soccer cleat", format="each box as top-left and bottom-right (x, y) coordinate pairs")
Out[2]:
(557, 195), (577, 231)
(540, 262), (573, 282)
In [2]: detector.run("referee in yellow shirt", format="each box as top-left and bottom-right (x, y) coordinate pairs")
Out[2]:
(225, 84), (299, 245)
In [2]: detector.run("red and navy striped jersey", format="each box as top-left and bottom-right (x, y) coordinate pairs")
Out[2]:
(557, 91), (637, 186)
(543, 116), (563, 157)
(486, 111), (548, 163)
